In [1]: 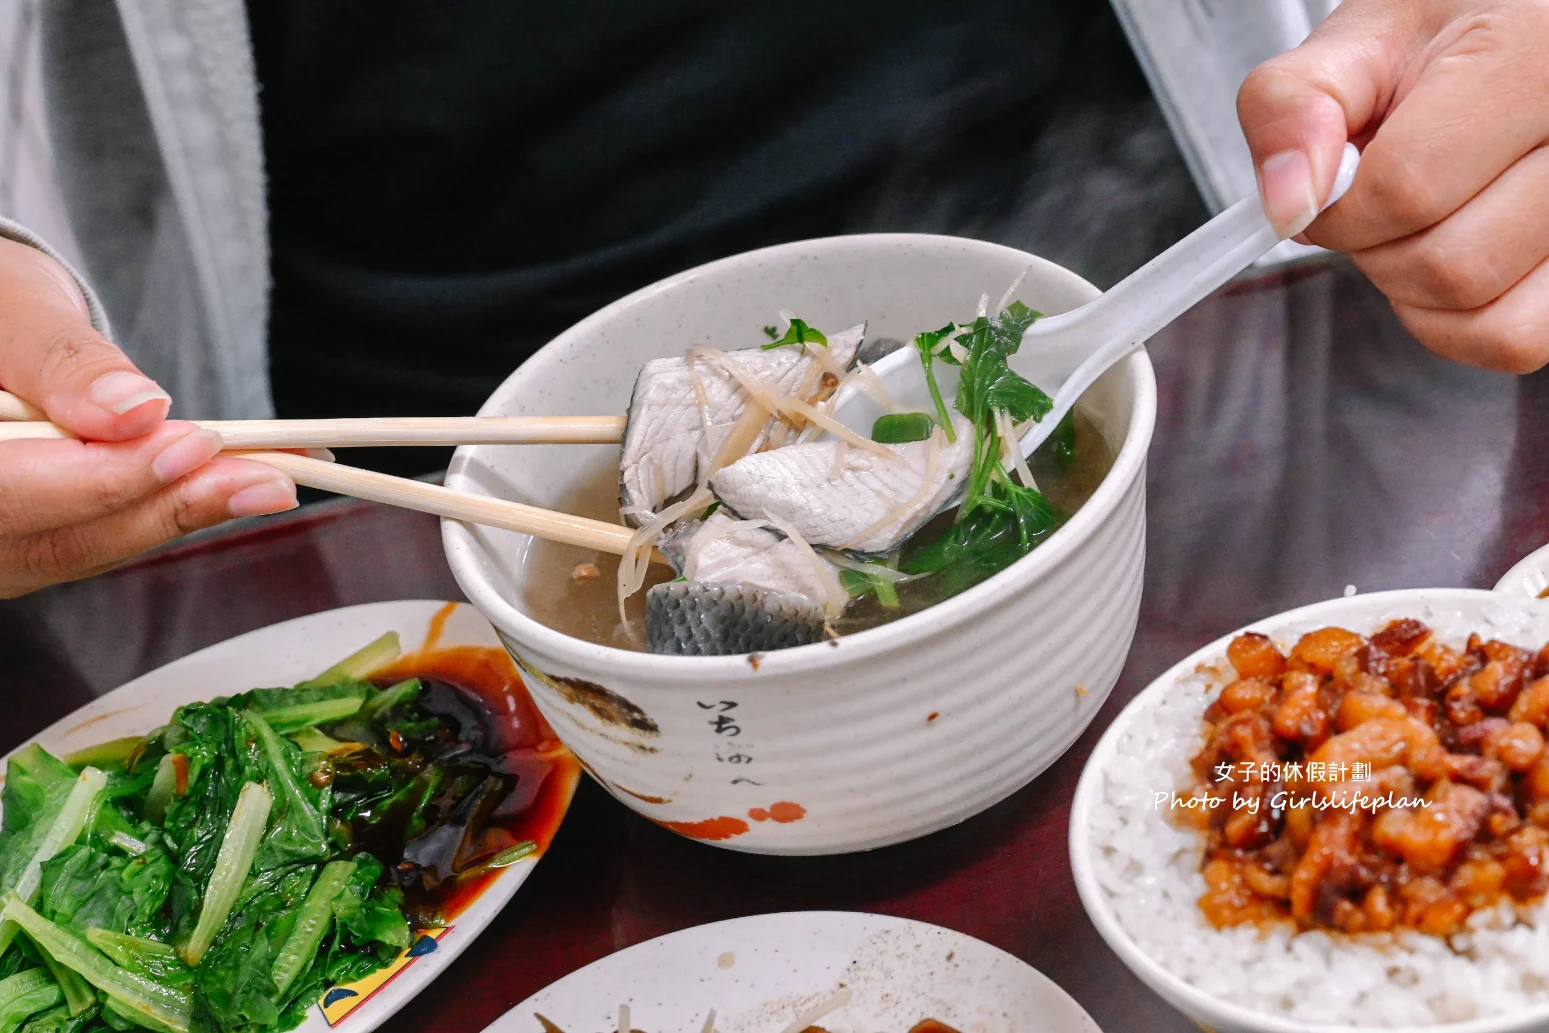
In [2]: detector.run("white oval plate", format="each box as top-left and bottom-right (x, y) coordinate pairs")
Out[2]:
(1495, 543), (1549, 600)
(3, 599), (578, 1033)
(484, 911), (1102, 1033)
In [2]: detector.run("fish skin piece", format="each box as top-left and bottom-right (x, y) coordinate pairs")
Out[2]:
(645, 581), (825, 656)
(710, 413), (975, 555)
(617, 324), (864, 524)
(659, 512), (834, 603)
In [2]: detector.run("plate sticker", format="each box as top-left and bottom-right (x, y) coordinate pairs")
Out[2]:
(319, 927), (452, 1026)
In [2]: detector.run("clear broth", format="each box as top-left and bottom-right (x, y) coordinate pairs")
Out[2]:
(522, 407), (1115, 650)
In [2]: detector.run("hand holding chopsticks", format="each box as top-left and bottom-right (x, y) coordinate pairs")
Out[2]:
(0, 390), (624, 448)
(0, 389), (653, 560)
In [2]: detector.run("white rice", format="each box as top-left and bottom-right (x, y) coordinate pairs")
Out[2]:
(1088, 602), (1549, 1027)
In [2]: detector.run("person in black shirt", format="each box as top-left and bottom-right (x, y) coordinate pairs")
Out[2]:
(246, 0), (1206, 475)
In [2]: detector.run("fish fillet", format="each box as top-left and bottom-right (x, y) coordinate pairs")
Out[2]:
(659, 512), (835, 603)
(645, 582), (825, 656)
(710, 413), (975, 555)
(618, 324), (863, 523)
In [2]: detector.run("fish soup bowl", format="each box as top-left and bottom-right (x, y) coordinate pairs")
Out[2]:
(443, 233), (1157, 855)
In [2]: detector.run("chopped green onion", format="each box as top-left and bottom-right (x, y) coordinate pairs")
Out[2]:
(271, 861), (354, 997)
(2, 899), (191, 1033)
(870, 412), (935, 444)
(302, 632), (400, 687)
(179, 781), (272, 967)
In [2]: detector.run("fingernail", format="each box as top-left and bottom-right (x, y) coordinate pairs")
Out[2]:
(90, 371), (171, 416)
(1259, 150), (1320, 239)
(303, 448), (336, 463)
(151, 428), (223, 484)
(228, 479), (298, 517)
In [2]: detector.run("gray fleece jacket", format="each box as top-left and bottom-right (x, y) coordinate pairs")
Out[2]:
(37, 0), (271, 420)
(19, 0), (1216, 423)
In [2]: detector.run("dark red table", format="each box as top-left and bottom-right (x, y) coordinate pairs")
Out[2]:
(6, 256), (1546, 1033)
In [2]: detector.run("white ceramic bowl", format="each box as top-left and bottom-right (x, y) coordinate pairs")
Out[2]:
(3, 600), (579, 1033)
(444, 233), (1156, 855)
(1070, 587), (1549, 1033)
(1496, 543), (1549, 600)
(480, 911), (1102, 1033)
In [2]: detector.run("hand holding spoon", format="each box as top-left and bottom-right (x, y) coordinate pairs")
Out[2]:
(836, 142), (1362, 457)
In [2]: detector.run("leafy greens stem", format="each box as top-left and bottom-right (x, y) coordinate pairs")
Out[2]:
(15, 767), (107, 905)
(0, 968), (62, 1032)
(356, 678), (421, 723)
(35, 940), (96, 1017)
(302, 632), (400, 688)
(179, 781), (272, 967)
(271, 860), (355, 997)
(0, 767), (107, 961)
(2, 897), (193, 1033)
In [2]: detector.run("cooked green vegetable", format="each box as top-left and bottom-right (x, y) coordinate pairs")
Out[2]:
(903, 301), (1064, 594)
(0, 635), (537, 1033)
(838, 569), (901, 610)
(1, 899), (191, 1033)
(0, 968), (63, 1033)
(179, 782), (270, 968)
(268, 863), (351, 999)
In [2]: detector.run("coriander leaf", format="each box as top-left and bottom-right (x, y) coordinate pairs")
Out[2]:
(981, 359), (1052, 424)
(760, 318), (828, 351)
(1000, 299), (1042, 338)
(761, 325), (778, 340)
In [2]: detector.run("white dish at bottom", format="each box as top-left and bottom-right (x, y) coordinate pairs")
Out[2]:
(485, 911), (1102, 1033)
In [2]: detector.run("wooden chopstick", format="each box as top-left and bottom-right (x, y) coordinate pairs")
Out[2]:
(240, 452), (654, 557)
(0, 390), (624, 447)
(0, 389), (663, 561)
(0, 391), (43, 422)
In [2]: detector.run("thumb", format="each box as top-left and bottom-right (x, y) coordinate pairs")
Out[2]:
(1237, 0), (1415, 236)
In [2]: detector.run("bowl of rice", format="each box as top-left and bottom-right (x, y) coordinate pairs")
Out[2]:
(1070, 586), (1549, 1033)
